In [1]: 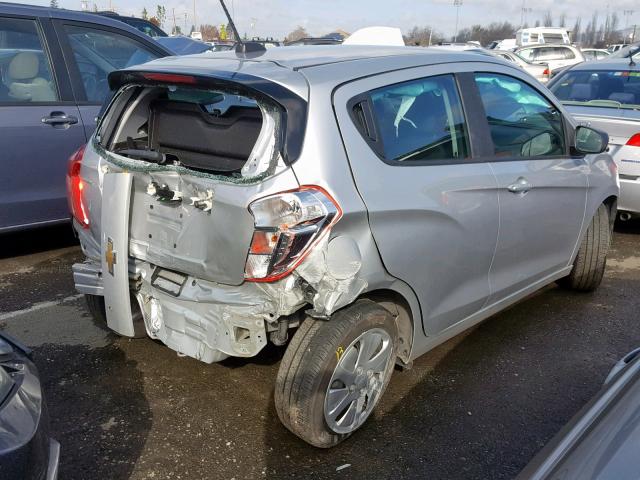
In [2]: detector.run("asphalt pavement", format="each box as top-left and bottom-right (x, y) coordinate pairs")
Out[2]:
(0, 221), (639, 480)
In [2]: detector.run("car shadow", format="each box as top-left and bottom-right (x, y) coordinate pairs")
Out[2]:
(262, 276), (640, 480)
(614, 216), (640, 234)
(33, 342), (152, 480)
(0, 223), (78, 259)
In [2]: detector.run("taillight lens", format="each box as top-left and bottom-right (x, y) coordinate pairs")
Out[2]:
(543, 68), (550, 76)
(244, 186), (342, 282)
(66, 144), (89, 228)
(626, 133), (640, 147)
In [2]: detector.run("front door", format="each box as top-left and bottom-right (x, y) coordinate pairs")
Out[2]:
(333, 65), (500, 336)
(0, 16), (85, 231)
(470, 72), (587, 303)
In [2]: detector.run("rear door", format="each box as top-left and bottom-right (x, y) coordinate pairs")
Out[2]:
(52, 19), (166, 138)
(333, 64), (500, 336)
(0, 14), (85, 231)
(469, 70), (587, 303)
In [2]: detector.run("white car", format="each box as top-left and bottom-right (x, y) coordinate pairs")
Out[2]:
(490, 50), (550, 83)
(515, 44), (585, 72)
(582, 48), (610, 61)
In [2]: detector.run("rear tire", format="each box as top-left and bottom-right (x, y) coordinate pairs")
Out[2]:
(274, 299), (397, 448)
(559, 204), (611, 292)
(85, 294), (107, 324)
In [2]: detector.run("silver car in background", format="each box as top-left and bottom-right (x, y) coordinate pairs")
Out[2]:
(518, 348), (640, 479)
(70, 46), (617, 447)
(490, 49), (550, 83)
(550, 59), (640, 219)
(516, 44), (585, 73)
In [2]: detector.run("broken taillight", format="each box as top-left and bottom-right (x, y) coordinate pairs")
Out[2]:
(66, 144), (89, 228)
(244, 186), (342, 282)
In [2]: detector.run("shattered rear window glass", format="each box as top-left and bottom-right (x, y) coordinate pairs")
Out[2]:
(100, 85), (281, 180)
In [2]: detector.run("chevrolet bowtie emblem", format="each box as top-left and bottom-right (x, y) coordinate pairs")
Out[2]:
(105, 237), (117, 276)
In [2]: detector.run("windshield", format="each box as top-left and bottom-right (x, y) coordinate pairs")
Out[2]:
(610, 44), (640, 59)
(550, 70), (640, 109)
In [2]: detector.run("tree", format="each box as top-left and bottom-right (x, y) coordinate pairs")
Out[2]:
(542, 10), (554, 27)
(225, 23), (235, 41)
(141, 7), (148, 20)
(285, 26), (309, 42)
(454, 22), (517, 46)
(200, 24), (220, 42)
(172, 25), (182, 35)
(50, 0), (59, 8)
(559, 13), (566, 28)
(155, 5), (166, 28)
(219, 24), (227, 40)
(404, 26), (443, 46)
(572, 17), (582, 44)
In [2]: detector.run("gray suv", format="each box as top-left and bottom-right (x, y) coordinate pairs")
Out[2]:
(70, 45), (618, 447)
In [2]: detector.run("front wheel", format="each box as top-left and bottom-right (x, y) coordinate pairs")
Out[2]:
(559, 203), (611, 292)
(274, 299), (397, 448)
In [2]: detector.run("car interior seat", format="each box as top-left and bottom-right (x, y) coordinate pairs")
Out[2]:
(398, 91), (451, 160)
(6, 52), (56, 102)
(568, 83), (594, 102)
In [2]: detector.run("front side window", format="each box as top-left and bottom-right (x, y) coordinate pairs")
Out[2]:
(0, 17), (58, 103)
(64, 25), (159, 102)
(368, 74), (470, 163)
(475, 73), (566, 158)
(550, 70), (640, 109)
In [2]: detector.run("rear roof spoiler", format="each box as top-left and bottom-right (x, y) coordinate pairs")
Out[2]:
(106, 69), (307, 165)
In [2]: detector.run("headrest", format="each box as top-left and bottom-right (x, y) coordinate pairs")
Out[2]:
(609, 92), (635, 104)
(9, 52), (39, 80)
(569, 83), (593, 101)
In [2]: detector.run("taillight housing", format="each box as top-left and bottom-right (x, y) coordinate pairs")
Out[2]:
(244, 186), (342, 282)
(66, 144), (89, 228)
(626, 133), (640, 147)
(543, 67), (550, 76)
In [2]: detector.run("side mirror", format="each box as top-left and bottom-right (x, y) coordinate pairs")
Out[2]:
(521, 131), (557, 157)
(574, 126), (609, 155)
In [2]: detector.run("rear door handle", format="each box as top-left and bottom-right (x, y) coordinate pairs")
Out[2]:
(507, 178), (532, 194)
(41, 111), (78, 126)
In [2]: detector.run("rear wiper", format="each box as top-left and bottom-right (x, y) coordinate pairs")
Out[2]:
(115, 149), (167, 163)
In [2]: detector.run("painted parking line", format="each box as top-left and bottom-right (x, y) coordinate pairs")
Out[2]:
(0, 294), (83, 322)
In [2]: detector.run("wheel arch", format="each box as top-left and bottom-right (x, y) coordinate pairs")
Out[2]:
(358, 286), (420, 365)
(602, 195), (618, 230)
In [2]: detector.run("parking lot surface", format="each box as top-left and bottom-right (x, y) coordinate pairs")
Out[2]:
(1, 221), (639, 480)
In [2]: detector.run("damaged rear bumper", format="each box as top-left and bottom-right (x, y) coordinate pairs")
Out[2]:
(72, 232), (367, 364)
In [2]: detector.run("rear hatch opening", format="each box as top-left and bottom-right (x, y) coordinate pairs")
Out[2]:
(96, 81), (284, 181)
(90, 77), (303, 287)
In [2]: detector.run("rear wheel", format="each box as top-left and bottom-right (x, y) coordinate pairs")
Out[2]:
(274, 299), (397, 448)
(85, 294), (107, 324)
(559, 204), (611, 292)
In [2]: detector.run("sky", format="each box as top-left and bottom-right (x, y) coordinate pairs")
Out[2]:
(9, 0), (640, 39)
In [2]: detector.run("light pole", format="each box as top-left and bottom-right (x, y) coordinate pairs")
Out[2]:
(624, 10), (634, 31)
(453, 0), (463, 43)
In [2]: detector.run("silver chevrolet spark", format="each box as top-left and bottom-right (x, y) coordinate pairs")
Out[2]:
(69, 45), (619, 447)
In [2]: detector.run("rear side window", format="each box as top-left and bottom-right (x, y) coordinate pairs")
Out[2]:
(0, 17), (58, 103)
(475, 73), (566, 158)
(367, 74), (470, 163)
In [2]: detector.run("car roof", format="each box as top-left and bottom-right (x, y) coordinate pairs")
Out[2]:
(0, 1), (171, 48)
(566, 58), (640, 71)
(115, 45), (506, 99)
(136, 44), (500, 72)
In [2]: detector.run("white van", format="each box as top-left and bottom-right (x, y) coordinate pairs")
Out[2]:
(516, 27), (570, 46)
